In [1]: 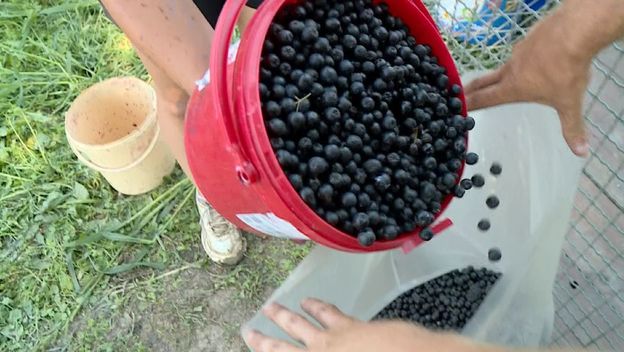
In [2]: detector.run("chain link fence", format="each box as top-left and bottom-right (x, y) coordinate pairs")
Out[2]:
(424, 0), (624, 349)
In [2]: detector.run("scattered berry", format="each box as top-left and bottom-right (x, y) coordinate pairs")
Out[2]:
(419, 228), (434, 241)
(465, 152), (479, 165)
(488, 248), (502, 262)
(486, 195), (500, 209)
(490, 162), (502, 176)
(471, 174), (485, 188)
(477, 219), (491, 231)
(460, 178), (472, 190)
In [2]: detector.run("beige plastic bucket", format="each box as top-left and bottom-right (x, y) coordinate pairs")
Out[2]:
(65, 77), (175, 195)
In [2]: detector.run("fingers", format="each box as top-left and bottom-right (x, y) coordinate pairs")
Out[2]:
(245, 330), (304, 352)
(465, 81), (518, 112)
(262, 303), (321, 345)
(556, 104), (589, 157)
(464, 68), (503, 94)
(301, 298), (354, 329)
(464, 67), (523, 111)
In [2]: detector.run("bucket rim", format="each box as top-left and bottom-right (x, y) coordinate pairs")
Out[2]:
(238, 0), (468, 250)
(64, 76), (158, 151)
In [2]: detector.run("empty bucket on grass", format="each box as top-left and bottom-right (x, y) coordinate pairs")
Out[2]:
(65, 77), (175, 195)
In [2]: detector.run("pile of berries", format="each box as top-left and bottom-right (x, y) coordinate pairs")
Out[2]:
(374, 266), (501, 330)
(260, 0), (475, 246)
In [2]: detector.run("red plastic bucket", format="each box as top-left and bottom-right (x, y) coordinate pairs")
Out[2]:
(185, 0), (467, 252)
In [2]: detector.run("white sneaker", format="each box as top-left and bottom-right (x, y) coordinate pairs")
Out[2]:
(196, 192), (246, 265)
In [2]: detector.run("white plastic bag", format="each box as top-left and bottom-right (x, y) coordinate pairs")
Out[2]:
(244, 97), (583, 348)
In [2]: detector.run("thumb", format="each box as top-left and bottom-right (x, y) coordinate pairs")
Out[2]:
(557, 104), (589, 157)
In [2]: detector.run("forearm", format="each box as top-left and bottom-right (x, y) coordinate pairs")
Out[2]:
(552, 0), (624, 62)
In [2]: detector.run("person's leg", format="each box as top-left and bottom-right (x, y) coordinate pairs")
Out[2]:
(100, 1), (214, 178)
(101, 1), (258, 177)
(100, 0), (254, 264)
(133, 49), (192, 177)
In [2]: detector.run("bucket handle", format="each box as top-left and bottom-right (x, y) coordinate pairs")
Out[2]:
(210, 0), (257, 184)
(68, 126), (162, 174)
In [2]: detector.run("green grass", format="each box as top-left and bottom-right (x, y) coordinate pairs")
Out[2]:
(0, 1), (196, 348)
(1, 1), (309, 351)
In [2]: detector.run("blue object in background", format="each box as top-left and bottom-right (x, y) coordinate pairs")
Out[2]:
(435, 0), (551, 46)
(524, 0), (547, 11)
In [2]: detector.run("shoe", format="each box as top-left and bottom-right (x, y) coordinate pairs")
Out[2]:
(196, 192), (246, 265)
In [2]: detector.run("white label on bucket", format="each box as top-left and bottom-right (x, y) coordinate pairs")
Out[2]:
(237, 213), (308, 240)
(195, 40), (241, 91)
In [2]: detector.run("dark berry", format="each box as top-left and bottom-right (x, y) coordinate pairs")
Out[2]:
(288, 174), (303, 190)
(471, 174), (485, 188)
(358, 229), (375, 247)
(301, 26), (319, 42)
(382, 225), (399, 240)
(318, 184), (334, 204)
(419, 228), (434, 241)
(450, 84), (462, 95)
(342, 34), (357, 49)
(464, 116), (476, 131)
(363, 159), (383, 174)
(268, 118), (288, 136)
(321, 91), (338, 107)
(320, 66), (338, 84)
(478, 219), (491, 231)
(340, 147), (353, 163)
(265, 101), (281, 118)
(448, 159), (462, 172)
(465, 152), (479, 165)
(342, 192), (358, 207)
(325, 211), (339, 226)
(490, 162), (502, 176)
(350, 81), (365, 95)
(460, 179), (472, 190)
(361, 96), (375, 111)
(374, 173), (391, 190)
(346, 135), (363, 151)
(442, 173), (456, 188)
(353, 213), (370, 230)
(454, 185), (465, 198)
(300, 187), (316, 206)
(488, 248), (502, 262)
(308, 157), (329, 176)
(288, 112), (306, 130)
(324, 107), (342, 123)
(424, 157), (437, 170)
(324, 144), (341, 161)
(416, 210), (434, 227)
(486, 195), (500, 209)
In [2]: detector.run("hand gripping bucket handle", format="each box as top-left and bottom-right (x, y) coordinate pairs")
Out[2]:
(211, 0), (257, 184)
(68, 125), (162, 173)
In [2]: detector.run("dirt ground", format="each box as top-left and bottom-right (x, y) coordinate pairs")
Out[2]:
(62, 236), (310, 352)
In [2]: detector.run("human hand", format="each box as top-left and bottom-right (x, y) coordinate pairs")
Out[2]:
(464, 7), (593, 157)
(244, 298), (498, 352)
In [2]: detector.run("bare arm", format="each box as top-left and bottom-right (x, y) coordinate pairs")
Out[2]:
(465, 0), (624, 157)
(244, 299), (601, 352)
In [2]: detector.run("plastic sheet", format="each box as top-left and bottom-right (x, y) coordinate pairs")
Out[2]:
(243, 89), (584, 348)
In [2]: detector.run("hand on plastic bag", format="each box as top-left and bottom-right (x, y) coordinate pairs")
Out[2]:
(464, 8), (591, 158)
(244, 298), (496, 352)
